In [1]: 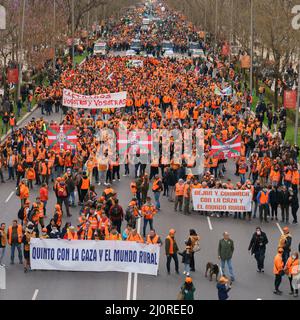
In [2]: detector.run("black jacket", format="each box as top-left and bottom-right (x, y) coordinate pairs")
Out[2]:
(278, 190), (290, 206)
(248, 232), (268, 254)
(269, 189), (279, 206)
(166, 170), (177, 187)
(289, 193), (299, 209)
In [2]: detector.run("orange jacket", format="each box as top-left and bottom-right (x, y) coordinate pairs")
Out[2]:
(175, 183), (185, 196)
(20, 184), (29, 199)
(273, 253), (284, 275)
(127, 233), (144, 243)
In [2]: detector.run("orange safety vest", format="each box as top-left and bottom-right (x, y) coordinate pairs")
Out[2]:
(81, 177), (90, 190)
(88, 216), (99, 230)
(67, 231), (78, 240)
(147, 234), (159, 244)
(175, 183), (184, 196)
(259, 191), (269, 204)
(167, 235), (174, 255)
(273, 254), (284, 275)
(152, 179), (161, 192)
(8, 225), (23, 245)
(142, 204), (156, 220)
(292, 171), (300, 185)
(106, 232), (121, 240)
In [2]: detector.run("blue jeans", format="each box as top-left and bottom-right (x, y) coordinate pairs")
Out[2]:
(240, 173), (245, 185)
(143, 218), (153, 237)
(153, 192), (161, 210)
(184, 263), (190, 274)
(69, 191), (75, 205)
(221, 259), (235, 280)
(10, 243), (23, 263)
(8, 166), (15, 179)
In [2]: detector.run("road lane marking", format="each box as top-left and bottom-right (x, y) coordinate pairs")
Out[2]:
(132, 216), (142, 300)
(207, 216), (213, 230)
(32, 289), (39, 300)
(276, 223), (283, 235)
(5, 191), (14, 203)
(126, 272), (132, 300)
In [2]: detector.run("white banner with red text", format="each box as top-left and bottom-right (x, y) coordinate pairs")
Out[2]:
(30, 239), (160, 275)
(192, 188), (252, 212)
(62, 89), (127, 109)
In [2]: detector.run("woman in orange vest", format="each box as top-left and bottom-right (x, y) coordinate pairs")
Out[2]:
(284, 252), (299, 297)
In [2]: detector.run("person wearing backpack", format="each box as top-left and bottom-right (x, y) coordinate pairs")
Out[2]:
(19, 179), (29, 207)
(109, 199), (124, 233)
(125, 199), (140, 229)
(57, 180), (71, 217)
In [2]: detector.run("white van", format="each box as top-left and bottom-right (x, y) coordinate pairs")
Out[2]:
(94, 42), (107, 56)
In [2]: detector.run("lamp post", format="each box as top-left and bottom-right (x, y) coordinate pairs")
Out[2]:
(53, 0), (56, 73)
(17, 0), (26, 102)
(72, 0), (75, 70)
(250, 0), (254, 97)
(294, 47), (300, 145)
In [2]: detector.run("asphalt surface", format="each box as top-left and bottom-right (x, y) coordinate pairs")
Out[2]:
(0, 80), (300, 301)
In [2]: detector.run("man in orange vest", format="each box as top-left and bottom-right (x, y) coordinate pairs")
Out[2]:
(141, 197), (157, 238)
(146, 229), (162, 246)
(7, 220), (23, 265)
(257, 186), (270, 223)
(183, 181), (192, 215)
(174, 179), (185, 212)
(165, 229), (179, 275)
(152, 175), (163, 210)
(79, 172), (90, 204)
(273, 247), (284, 295)
(127, 228), (144, 243)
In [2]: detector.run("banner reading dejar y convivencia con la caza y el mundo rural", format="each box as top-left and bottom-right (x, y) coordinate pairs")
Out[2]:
(30, 239), (160, 275)
(192, 188), (252, 212)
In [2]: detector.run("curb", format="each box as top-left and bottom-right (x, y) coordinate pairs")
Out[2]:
(0, 104), (39, 143)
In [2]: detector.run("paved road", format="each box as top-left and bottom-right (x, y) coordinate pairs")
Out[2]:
(0, 102), (300, 301)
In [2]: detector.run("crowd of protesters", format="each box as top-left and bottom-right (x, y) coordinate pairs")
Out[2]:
(0, 0), (299, 300)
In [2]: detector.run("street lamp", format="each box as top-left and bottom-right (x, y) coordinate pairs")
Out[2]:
(292, 5), (300, 144)
(250, 0), (254, 98)
(17, 0), (26, 102)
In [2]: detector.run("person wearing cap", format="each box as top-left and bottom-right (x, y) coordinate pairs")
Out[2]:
(174, 179), (184, 212)
(216, 276), (231, 300)
(165, 229), (179, 275)
(179, 276), (195, 300)
(273, 247), (285, 295)
(218, 232), (235, 282)
(248, 227), (269, 272)
(152, 175), (163, 211)
(278, 226), (292, 265)
(22, 223), (36, 273)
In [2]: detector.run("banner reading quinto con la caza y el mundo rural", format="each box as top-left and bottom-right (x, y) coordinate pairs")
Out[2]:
(63, 88), (127, 109)
(192, 189), (252, 212)
(30, 239), (160, 276)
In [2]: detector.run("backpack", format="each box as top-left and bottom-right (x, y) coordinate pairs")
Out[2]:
(16, 185), (21, 197)
(18, 207), (25, 220)
(57, 185), (67, 198)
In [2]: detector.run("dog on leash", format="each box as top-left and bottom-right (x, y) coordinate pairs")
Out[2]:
(205, 262), (219, 281)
